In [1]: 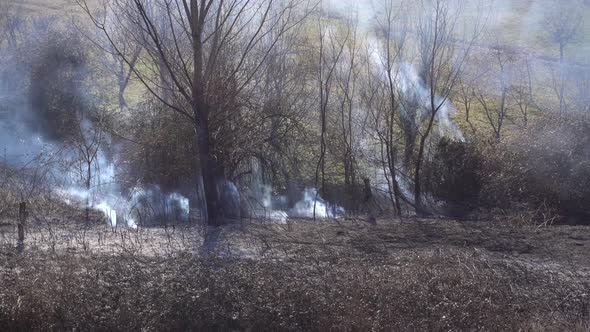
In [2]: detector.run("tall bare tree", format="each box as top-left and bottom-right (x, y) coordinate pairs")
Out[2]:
(455, 71), (477, 136)
(333, 14), (362, 211)
(374, 0), (408, 216)
(413, 0), (479, 214)
(543, 2), (583, 113)
(69, 116), (106, 223)
(510, 53), (534, 128)
(79, 0), (312, 225)
(475, 44), (516, 141)
(314, 5), (347, 218)
(543, 2), (583, 64)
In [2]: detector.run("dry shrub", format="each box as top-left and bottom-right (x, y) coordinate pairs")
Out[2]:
(447, 112), (590, 225)
(424, 112), (590, 224)
(424, 138), (481, 216)
(0, 248), (587, 331)
(485, 201), (559, 228)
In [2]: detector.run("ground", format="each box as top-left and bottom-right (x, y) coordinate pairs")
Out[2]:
(0, 216), (589, 330)
(2, 216), (590, 268)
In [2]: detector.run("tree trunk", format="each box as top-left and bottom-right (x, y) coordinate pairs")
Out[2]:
(117, 61), (128, 110)
(387, 141), (403, 216)
(414, 138), (426, 215)
(191, 6), (222, 226)
(118, 85), (127, 110)
(85, 160), (91, 223)
(17, 202), (26, 249)
(343, 150), (356, 211)
(343, 153), (350, 202)
(414, 112), (437, 215)
(194, 114), (221, 226)
(559, 44), (566, 114)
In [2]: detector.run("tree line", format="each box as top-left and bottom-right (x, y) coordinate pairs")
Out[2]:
(1, 0), (589, 224)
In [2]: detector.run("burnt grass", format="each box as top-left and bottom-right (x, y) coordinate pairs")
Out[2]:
(0, 218), (589, 331)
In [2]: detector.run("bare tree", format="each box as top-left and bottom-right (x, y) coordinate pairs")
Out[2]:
(372, 0), (409, 216)
(79, 0), (313, 225)
(543, 2), (583, 113)
(332, 13), (363, 211)
(413, 0), (479, 214)
(69, 116), (106, 222)
(314, 5), (347, 218)
(543, 3), (583, 63)
(510, 53), (534, 128)
(455, 72), (477, 136)
(474, 44), (516, 141)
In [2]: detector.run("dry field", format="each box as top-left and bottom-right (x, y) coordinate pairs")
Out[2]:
(0, 215), (589, 330)
(2, 215), (590, 266)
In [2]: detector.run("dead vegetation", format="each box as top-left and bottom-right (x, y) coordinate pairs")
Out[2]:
(0, 218), (589, 331)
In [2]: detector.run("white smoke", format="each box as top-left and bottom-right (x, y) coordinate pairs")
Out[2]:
(168, 192), (190, 216)
(60, 179), (191, 228)
(398, 63), (464, 141)
(124, 186), (190, 226)
(242, 158), (344, 222)
(96, 201), (118, 227)
(369, 39), (464, 142)
(47, 124), (191, 228)
(246, 187), (344, 223)
(288, 188), (345, 219)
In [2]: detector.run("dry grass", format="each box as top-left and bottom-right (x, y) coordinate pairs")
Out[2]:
(0, 246), (588, 331)
(0, 217), (589, 331)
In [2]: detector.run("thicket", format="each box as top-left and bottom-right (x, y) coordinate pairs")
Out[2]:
(424, 112), (590, 224)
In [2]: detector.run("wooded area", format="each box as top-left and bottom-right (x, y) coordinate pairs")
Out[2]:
(0, 0), (588, 225)
(0, 0), (589, 330)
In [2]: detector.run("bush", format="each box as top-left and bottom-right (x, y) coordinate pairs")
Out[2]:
(424, 112), (590, 224)
(424, 138), (481, 216)
(478, 112), (590, 224)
